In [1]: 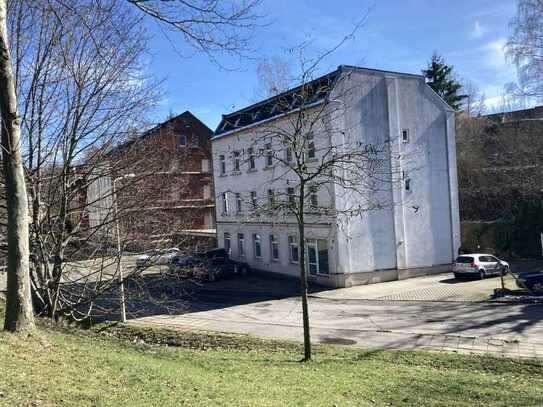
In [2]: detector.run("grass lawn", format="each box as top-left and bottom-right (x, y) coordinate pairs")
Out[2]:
(0, 301), (542, 406)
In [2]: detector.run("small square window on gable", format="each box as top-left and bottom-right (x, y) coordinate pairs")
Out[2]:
(401, 129), (410, 143)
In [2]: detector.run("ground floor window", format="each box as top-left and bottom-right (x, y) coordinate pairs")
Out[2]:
(270, 234), (279, 261)
(253, 233), (262, 259)
(238, 233), (245, 257)
(305, 239), (329, 275)
(289, 236), (299, 263)
(224, 232), (231, 254)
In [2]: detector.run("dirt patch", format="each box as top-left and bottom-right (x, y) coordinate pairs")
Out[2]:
(319, 336), (357, 346)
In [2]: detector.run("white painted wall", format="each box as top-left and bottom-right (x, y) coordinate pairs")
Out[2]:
(212, 66), (460, 286)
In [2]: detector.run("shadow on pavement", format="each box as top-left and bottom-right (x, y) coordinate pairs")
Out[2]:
(88, 270), (331, 324)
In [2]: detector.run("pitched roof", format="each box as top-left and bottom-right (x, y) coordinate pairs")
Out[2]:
(214, 65), (425, 138)
(214, 68), (341, 137)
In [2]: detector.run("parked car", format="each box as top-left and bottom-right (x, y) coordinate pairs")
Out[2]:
(516, 271), (543, 293)
(168, 248), (250, 281)
(453, 254), (509, 280)
(136, 247), (180, 268)
(168, 255), (202, 275)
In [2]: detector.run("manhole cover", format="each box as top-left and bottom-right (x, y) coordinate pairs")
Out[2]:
(319, 336), (357, 345)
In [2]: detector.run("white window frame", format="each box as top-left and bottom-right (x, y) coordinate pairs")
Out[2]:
(238, 233), (245, 257)
(306, 133), (316, 160)
(219, 155), (226, 175)
(233, 151), (240, 172)
(248, 147), (256, 170)
(253, 233), (262, 259)
(222, 192), (229, 215)
(224, 232), (231, 255)
(267, 189), (275, 205)
(309, 185), (318, 207)
(265, 143), (273, 167)
(235, 192), (242, 213)
(179, 135), (187, 146)
(402, 129), (410, 143)
(270, 234), (279, 261)
(305, 238), (329, 276)
(250, 191), (257, 210)
(285, 146), (293, 163)
(289, 236), (299, 264)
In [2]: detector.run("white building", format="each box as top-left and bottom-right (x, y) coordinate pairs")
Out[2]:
(212, 65), (460, 287)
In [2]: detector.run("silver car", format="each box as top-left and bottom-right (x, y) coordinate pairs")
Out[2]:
(136, 247), (180, 268)
(453, 253), (509, 280)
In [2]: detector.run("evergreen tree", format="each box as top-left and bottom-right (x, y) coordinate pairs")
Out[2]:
(422, 53), (467, 110)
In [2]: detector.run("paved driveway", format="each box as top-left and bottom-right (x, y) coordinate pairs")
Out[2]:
(129, 267), (543, 360)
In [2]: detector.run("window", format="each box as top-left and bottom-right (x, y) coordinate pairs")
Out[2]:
(309, 185), (318, 207)
(270, 235), (279, 261)
(306, 133), (315, 159)
(201, 159), (210, 173)
(192, 136), (200, 147)
(233, 151), (240, 172)
(222, 192), (229, 214)
(287, 187), (295, 207)
(306, 239), (329, 275)
(405, 178), (411, 192)
(250, 191), (257, 210)
(203, 184), (212, 200)
(248, 147), (256, 170)
(224, 233), (231, 254)
(235, 192), (242, 213)
(265, 143), (273, 167)
(285, 146), (293, 163)
(219, 155), (226, 175)
(267, 189), (275, 205)
(289, 236), (299, 263)
(179, 135), (187, 146)
(238, 233), (245, 256)
(402, 129), (410, 143)
(253, 234), (262, 259)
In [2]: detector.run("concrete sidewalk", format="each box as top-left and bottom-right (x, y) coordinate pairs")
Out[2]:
(311, 272), (518, 302)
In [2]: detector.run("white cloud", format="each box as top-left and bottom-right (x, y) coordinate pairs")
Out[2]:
(484, 38), (508, 68)
(471, 20), (484, 39)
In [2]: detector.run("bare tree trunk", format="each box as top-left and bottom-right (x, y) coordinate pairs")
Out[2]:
(0, 0), (34, 331)
(297, 183), (311, 361)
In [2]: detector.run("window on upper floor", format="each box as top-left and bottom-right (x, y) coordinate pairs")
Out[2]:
(222, 192), (229, 214)
(287, 187), (295, 208)
(309, 185), (318, 207)
(306, 133), (316, 159)
(267, 189), (275, 205)
(219, 155), (226, 175)
(235, 192), (242, 213)
(285, 146), (293, 164)
(192, 136), (200, 147)
(179, 135), (187, 146)
(250, 191), (257, 210)
(405, 177), (411, 192)
(201, 159), (210, 173)
(402, 129), (410, 143)
(233, 151), (240, 172)
(248, 147), (256, 170)
(265, 143), (273, 167)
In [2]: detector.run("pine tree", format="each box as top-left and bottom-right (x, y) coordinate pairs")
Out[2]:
(422, 53), (467, 111)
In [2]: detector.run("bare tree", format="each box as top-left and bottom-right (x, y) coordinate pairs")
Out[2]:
(255, 56), (293, 98)
(506, 0), (543, 99)
(460, 79), (486, 117)
(0, 0), (34, 332)
(128, 0), (263, 62)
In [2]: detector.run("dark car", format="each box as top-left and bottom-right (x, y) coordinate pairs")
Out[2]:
(516, 271), (543, 293)
(169, 248), (249, 281)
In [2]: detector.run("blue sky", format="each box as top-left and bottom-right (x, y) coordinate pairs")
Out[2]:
(143, 0), (517, 130)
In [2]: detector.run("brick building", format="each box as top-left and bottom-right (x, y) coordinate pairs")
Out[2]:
(86, 111), (216, 248)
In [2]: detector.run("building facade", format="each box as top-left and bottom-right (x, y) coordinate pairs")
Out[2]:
(212, 66), (460, 287)
(85, 111), (216, 248)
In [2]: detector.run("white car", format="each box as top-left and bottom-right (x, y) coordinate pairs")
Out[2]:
(136, 248), (180, 268)
(453, 253), (509, 280)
